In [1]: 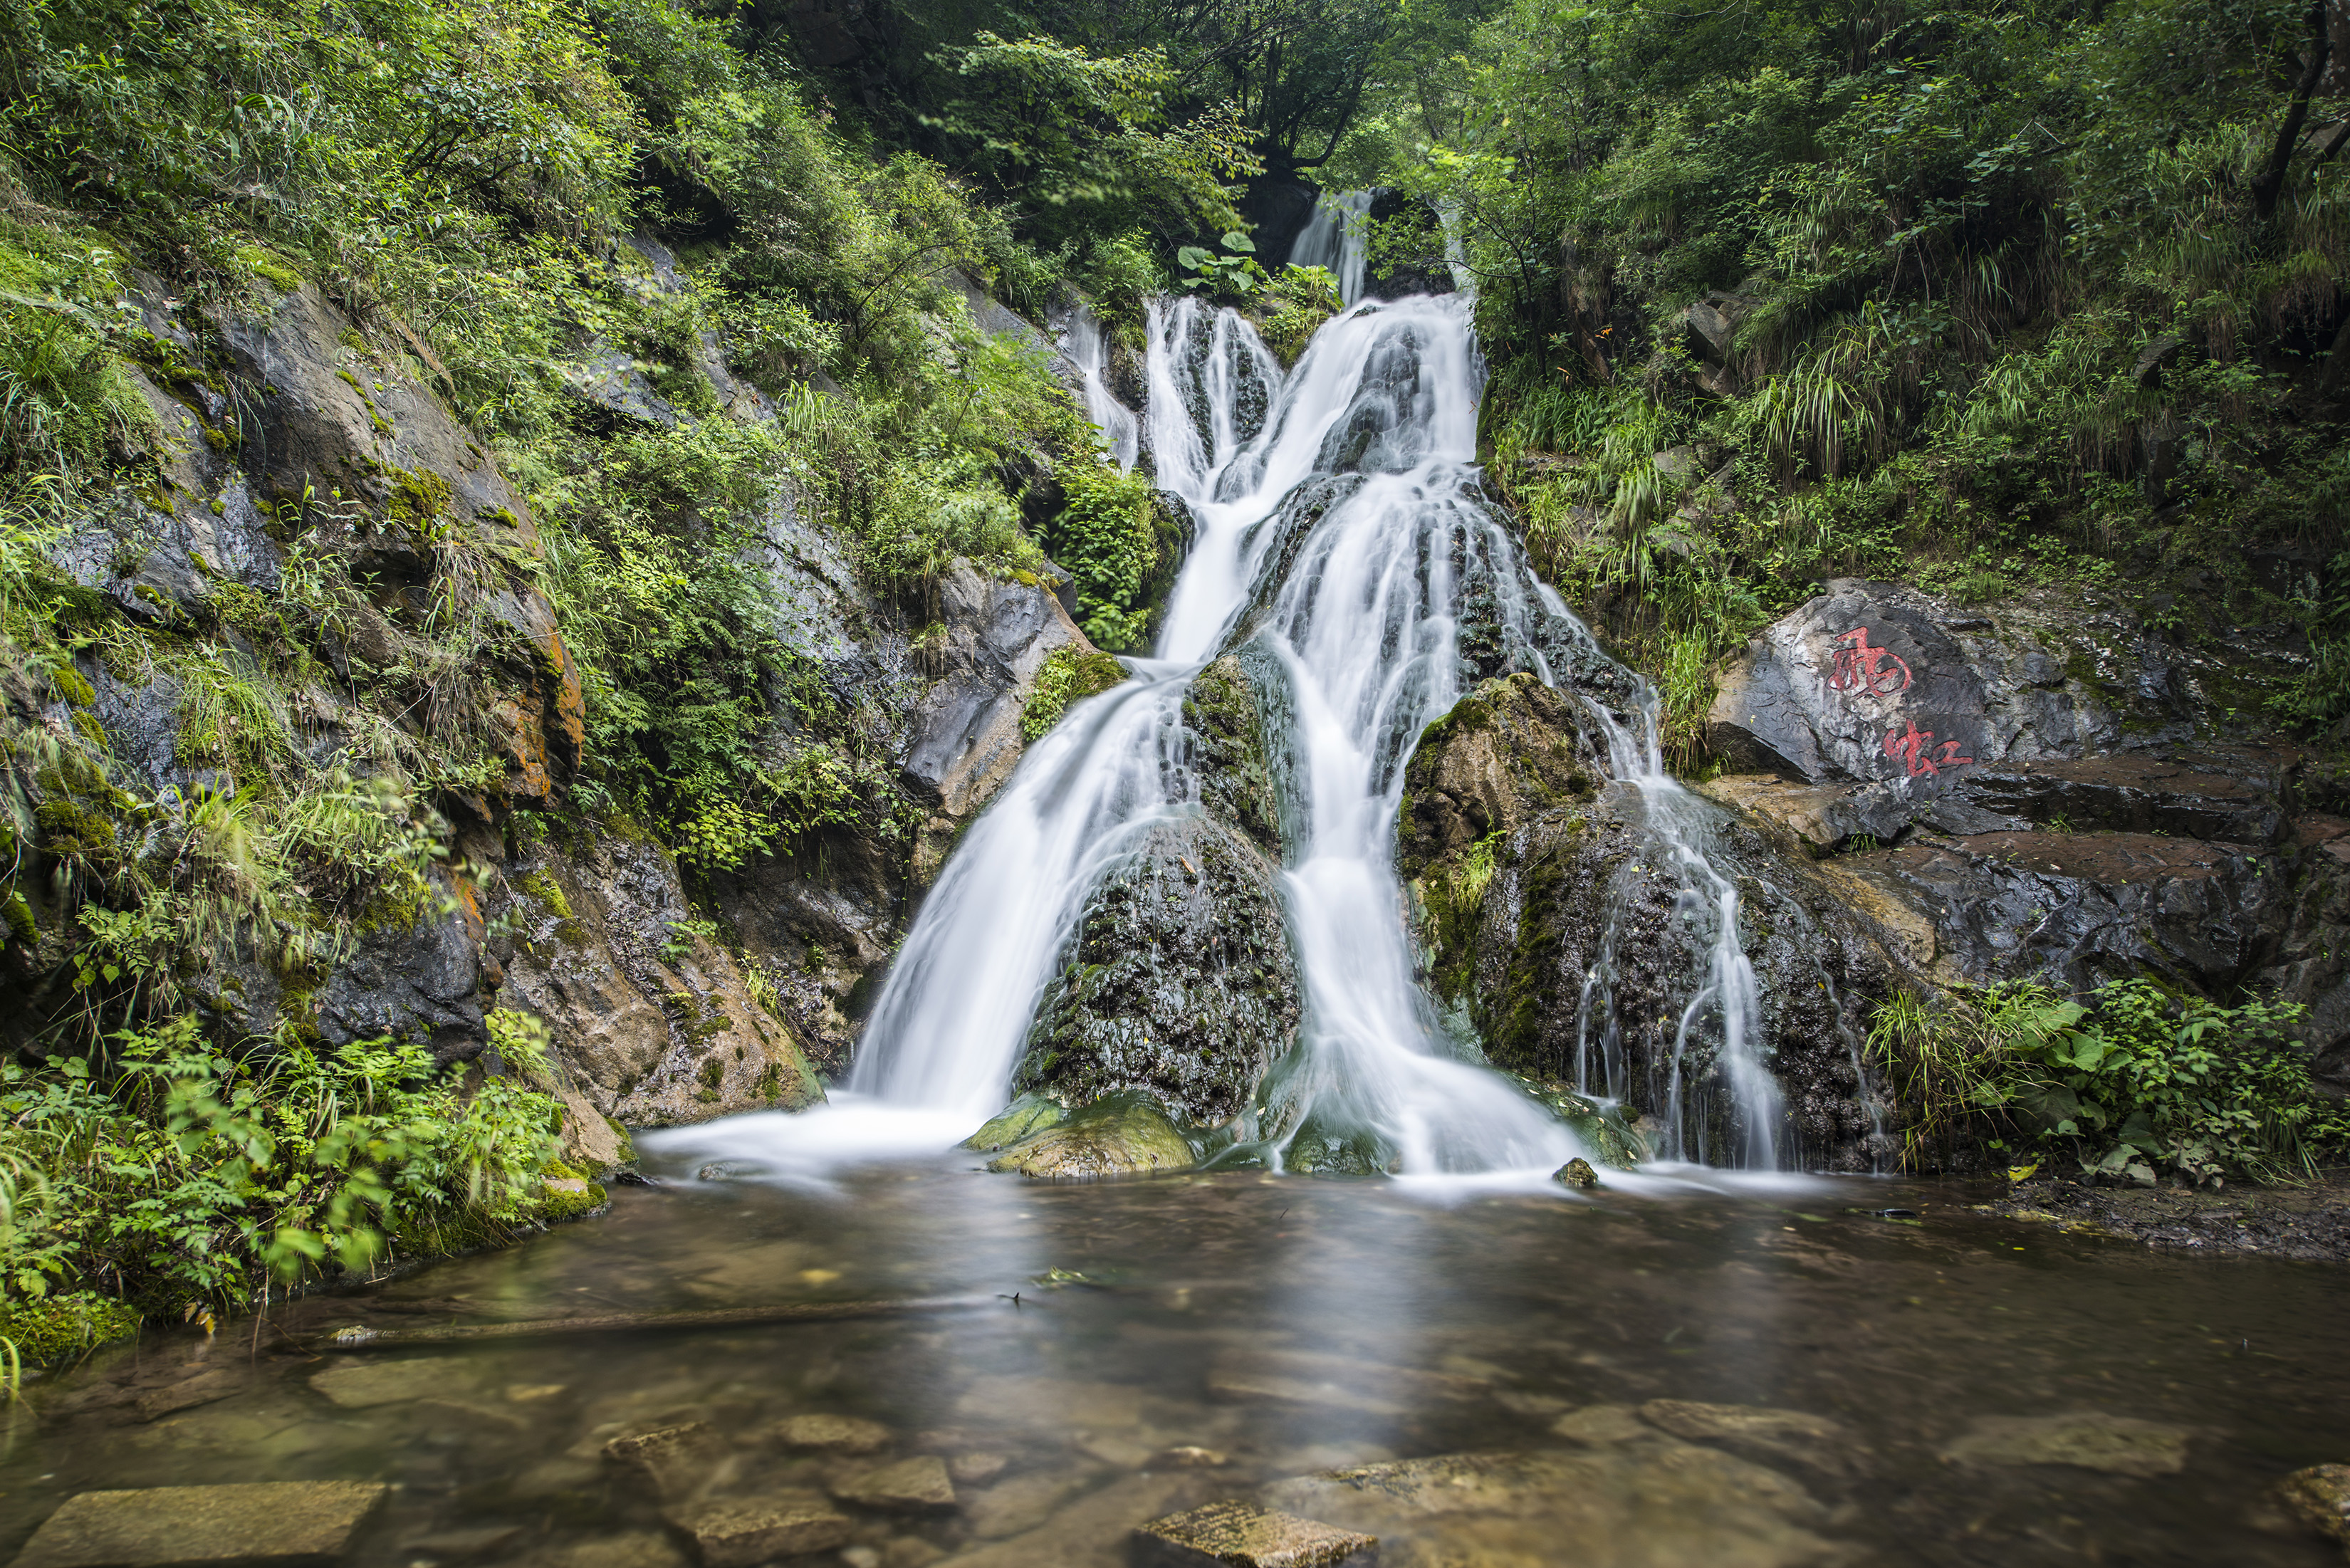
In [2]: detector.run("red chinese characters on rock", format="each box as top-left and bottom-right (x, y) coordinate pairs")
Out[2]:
(1881, 719), (1973, 778)
(1827, 627), (1912, 698)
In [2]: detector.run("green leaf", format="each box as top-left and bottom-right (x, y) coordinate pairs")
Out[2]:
(1219, 231), (1255, 252)
(1176, 246), (1212, 270)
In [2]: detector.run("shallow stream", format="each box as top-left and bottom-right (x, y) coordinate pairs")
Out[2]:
(7, 1160), (2346, 1566)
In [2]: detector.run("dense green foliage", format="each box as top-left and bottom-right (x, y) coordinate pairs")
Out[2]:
(1362, 0), (2350, 758)
(1870, 980), (2349, 1184)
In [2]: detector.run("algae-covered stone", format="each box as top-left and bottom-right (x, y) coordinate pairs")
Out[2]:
(14, 1481), (387, 1568)
(1014, 815), (1298, 1126)
(2277, 1463), (2350, 1550)
(962, 1094), (1066, 1151)
(604, 1421), (726, 1499)
(1135, 1500), (1375, 1567)
(986, 1091), (1194, 1178)
(665, 1497), (852, 1567)
(1263, 1447), (1845, 1568)
(830, 1455), (956, 1512)
(1553, 1157), (1599, 1188)
(1937, 1411), (2189, 1476)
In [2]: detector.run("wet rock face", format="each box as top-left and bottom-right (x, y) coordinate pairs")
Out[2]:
(1400, 674), (1897, 1169)
(488, 833), (822, 1126)
(1013, 657), (1300, 1126)
(902, 559), (1109, 884)
(1706, 577), (2128, 797)
(1016, 819), (1299, 1127)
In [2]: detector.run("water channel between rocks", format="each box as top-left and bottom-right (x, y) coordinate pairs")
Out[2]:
(6, 1164), (2346, 1567)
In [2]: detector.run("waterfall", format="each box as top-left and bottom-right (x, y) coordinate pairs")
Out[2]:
(1053, 303), (1139, 471)
(1286, 190), (1374, 305)
(688, 283), (1793, 1177)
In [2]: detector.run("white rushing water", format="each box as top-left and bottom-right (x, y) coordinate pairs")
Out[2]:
(1286, 189), (1374, 305)
(651, 280), (1792, 1182)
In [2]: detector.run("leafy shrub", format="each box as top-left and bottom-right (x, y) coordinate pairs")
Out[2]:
(1869, 979), (2348, 1186)
(1046, 462), (1179, 651)
(1021, 644), (1129, 739)
(0, 1018), (565, 1315)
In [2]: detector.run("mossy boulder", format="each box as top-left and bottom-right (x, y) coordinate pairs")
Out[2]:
(961, 1092), (1067, 1151)
(1399, 674), (1899, 1170)
(0, 1292), (140, 1363)
(984, 1091), (1194, 1178)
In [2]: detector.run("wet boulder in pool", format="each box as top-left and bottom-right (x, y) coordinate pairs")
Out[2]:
(961, 1093), (1065, 1152)
(830, 1454), (956, 1512)
(1263, 1447), (1845, 1567)
(2276, 1463), (2350, 1552)
(985, 1091), (1195, 1178)
(1014, 662), (1301, 1128)
(765, 1412), (894, 1454)
(605, 1421), (727, 1500)
(1399, 674), (1901, 1171)
(13, 1481), (388, 1568)
(1135, 1500), (1376, 1567)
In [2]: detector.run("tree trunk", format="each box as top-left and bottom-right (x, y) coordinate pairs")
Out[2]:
(2254, 1), (2333, 219)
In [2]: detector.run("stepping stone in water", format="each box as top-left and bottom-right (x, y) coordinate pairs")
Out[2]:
(13, 1480), (388, 1568)
(765, 1413), (892, 1453)
(605, 1421), (727, 1500)
(1937, 1412), (2190, 1477)
(309, 1360), (435, 1409)
(830, 1455), (956, 1512)
(1135, 1501), (1377, 1567)
(2276, 1463), (2350, 1547)
(664, 1498), (852, 1567)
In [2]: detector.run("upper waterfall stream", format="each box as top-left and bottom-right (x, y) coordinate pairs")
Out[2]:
(674, 287), (1792, 1182)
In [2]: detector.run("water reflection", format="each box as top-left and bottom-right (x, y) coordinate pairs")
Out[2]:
(4, 1166), (2344, 1567)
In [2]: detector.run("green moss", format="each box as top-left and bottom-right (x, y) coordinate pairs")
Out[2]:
(0, 1292), (141, 1362)
(2, 888), (36, 946)
(516, 867), (573, 919)
(1022, 644), (1130, 739)
(538, 1178), (608, 1223)
(35, 798), (115, 852)
(46, 662), (94, 707)
(232, 246), (303, 293)
(383, 466), (451, 529)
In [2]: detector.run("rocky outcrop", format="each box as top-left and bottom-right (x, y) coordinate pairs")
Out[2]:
(1400, 673), (1900, 1169)
(902, 560), (1109, 885)
(489, 832), (822, 1126)
(1698, 576), (2350, 1089)
(1013, 655), (1301, 1127)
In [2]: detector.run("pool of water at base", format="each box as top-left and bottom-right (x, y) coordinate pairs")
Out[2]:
(4, 1159), (2345, 1568)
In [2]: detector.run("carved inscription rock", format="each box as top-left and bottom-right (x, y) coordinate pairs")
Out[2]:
(1705, 578), (2134, 805)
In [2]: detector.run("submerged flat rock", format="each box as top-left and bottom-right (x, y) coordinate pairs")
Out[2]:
(1137, 1500), (1375, 1567)
(1938, 1412), (2190, 1476)
(1263, 1446), (1854, 1568)
(14, 1480), (388, 1568)
(766, 1413), (893, 1453)
(665, 1497), (852, 1567)
(830, 1455), (956, 1512)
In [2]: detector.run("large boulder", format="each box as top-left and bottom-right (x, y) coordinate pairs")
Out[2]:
(1401, 674), (1899, 1169)
(487, 831), (824, 1126)
(902, 560), (1112, 884)
(1013, 655), (1301, 1125)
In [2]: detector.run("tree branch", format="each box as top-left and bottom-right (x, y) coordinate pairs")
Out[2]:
(2253, 1), (2331, 220)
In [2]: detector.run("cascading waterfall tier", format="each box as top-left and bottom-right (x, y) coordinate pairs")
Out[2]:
(839, 288), (1790, 1172)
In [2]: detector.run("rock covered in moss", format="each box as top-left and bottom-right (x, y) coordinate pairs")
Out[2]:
(961, 1093), (1067, 1151)
(984, 1091), (1195, 1178)
(0, 1292), (140, 1363)
(1399, 676), (1899, 1169)
(1015, 818), (1298, 1126)
(2277, 1463), (2350, 1552)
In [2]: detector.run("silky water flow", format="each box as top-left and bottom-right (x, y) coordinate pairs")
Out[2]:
(664, 286), (1791, 1181)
